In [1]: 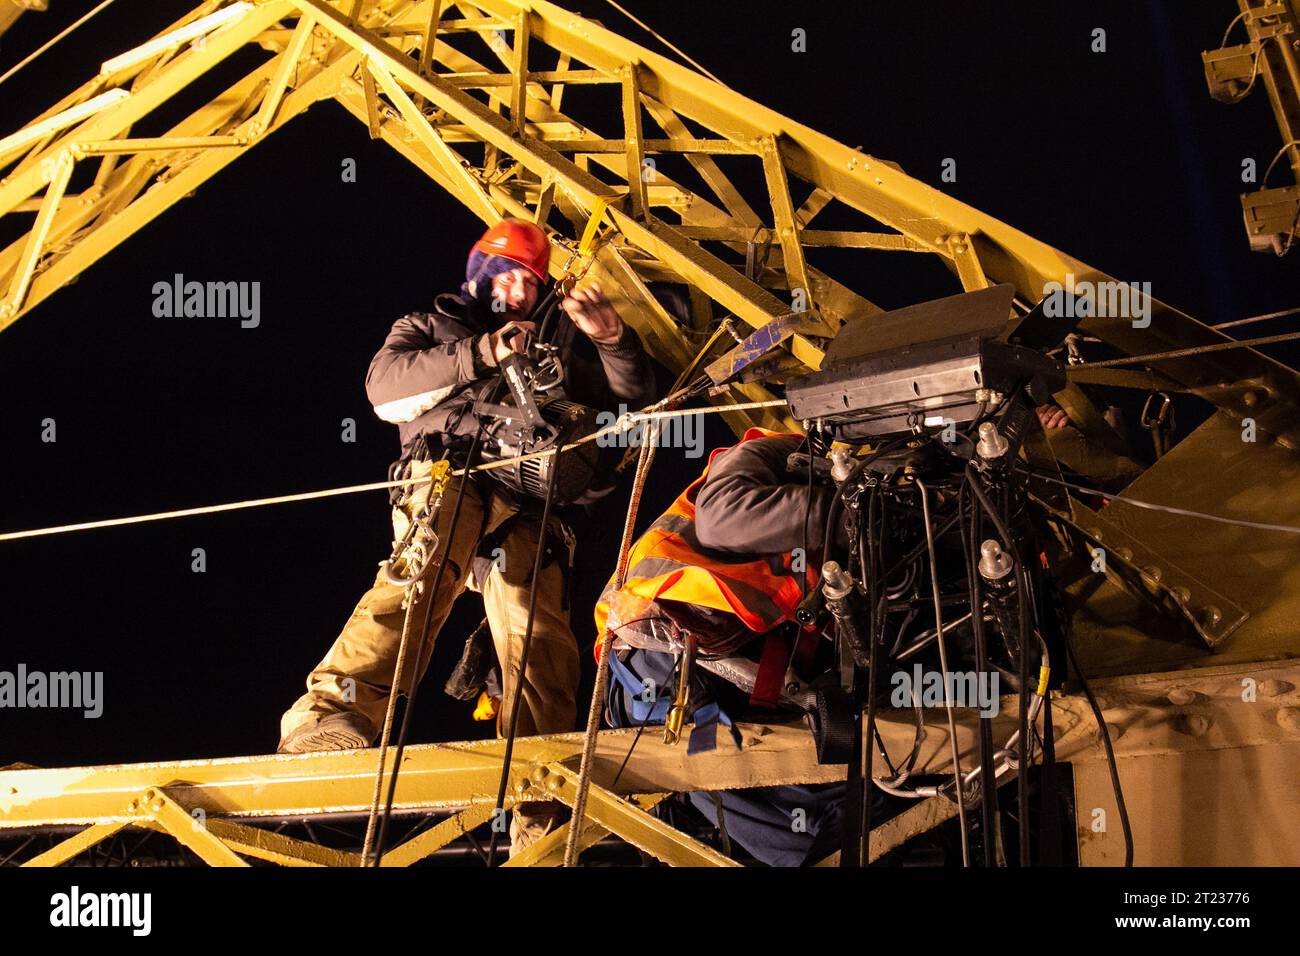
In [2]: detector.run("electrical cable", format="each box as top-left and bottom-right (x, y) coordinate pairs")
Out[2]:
(1030, 472), (1300, 535)
(964, 462), (1032, 865)
(368, 420), (488, 866)
(485, 443), (561, 865)
(1063, 628), (1134, 866)
(915, 477), (970, 867)
(960, 481), (1000, 866)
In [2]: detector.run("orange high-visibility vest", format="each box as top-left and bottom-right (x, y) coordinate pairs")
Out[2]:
(594, 428), (816, 650)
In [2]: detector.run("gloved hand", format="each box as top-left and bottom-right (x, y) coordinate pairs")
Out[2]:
(487, 320), (536, 363)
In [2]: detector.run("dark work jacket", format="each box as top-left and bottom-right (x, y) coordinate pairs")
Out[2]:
(366, 291), (656, 469)
(693, 435), (836, 557)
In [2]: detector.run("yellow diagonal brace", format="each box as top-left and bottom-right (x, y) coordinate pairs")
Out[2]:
(135, 787), (249, 867)
(288, 0), (814, 360)
(174, 818), (360, 867)
(760, 134), (821, 326)
(503, 792), (666, 866)
(947, 232), (990, 292)
(1, 149), (73, 321)
(361, 58), (383, 139)
(367, 57), (500, 224)
(380, 803), (497, 867)
(541, 764), (738, 867)
(21, 821), (131, 867)
(250, 12), (316, 137)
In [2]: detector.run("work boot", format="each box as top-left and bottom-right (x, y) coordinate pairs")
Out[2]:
(277, 712), (373, 754)
(508, 802), (566, 859)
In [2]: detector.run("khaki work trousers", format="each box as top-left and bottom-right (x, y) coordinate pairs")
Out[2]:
(279, 458), (579, 748)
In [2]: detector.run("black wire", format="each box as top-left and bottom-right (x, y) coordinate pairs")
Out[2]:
(963, 463), (1033, 866)
(1063, 627), (1134, 866)
(959, 482), (1000, 866)
(532, 282), (567, 345)
(820, 437), (909, 566)
(371, 424), (487, 866)
(486, 447), (561, 866)
(858, 484), (883, 866)
(802, 431), (814, 601)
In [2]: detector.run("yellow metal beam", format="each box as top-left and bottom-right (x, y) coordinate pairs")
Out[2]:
(380, 804), (497, 866)
(133, 787), (249, 867)
(502, 793), (667, 866)
(20, 821), (130, 868)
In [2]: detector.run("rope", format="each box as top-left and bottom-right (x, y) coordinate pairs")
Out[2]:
(0, 0), (119, 91)
(0, 399), (788, 543)
(1213, 304), (1300, 330)
(563, 408), (666, 866)
(361, 586), (421, 864)
(1068, 329), (1300, 370)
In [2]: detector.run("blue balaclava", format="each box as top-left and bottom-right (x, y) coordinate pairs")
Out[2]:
(462, 249), (526, 316)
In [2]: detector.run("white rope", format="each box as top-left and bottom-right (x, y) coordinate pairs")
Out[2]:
(0, 399), (788, 542)
(0, 0), (120, 90)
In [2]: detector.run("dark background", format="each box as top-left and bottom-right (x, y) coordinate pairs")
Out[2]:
(0, 1), (1295, 767)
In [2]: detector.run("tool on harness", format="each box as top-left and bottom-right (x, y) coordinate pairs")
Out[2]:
(663, 632), (697, 745)
(473, 339), (602, 504)
(380, 458), (451, 587)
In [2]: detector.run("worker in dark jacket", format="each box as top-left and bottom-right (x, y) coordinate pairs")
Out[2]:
(279, 219), (655, 853)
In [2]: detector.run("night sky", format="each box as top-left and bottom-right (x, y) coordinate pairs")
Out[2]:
(1, 0), (1295, 770)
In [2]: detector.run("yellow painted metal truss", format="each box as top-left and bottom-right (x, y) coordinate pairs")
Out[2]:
(2, 1), (1300, 865)
(4, 657), (1299, 866)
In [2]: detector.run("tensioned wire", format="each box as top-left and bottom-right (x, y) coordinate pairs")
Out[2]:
(0, 398), (787, 542)
(6, 396), (1300, 541)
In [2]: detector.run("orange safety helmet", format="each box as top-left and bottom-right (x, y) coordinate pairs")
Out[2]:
(470, 218), (551, 281)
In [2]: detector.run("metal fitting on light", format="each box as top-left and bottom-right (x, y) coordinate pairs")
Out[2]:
(976, 421), (1010, 460)
(821, 560), (854, 600)
(830, 448), (855, 483)
(978, 540), (1014, 581)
